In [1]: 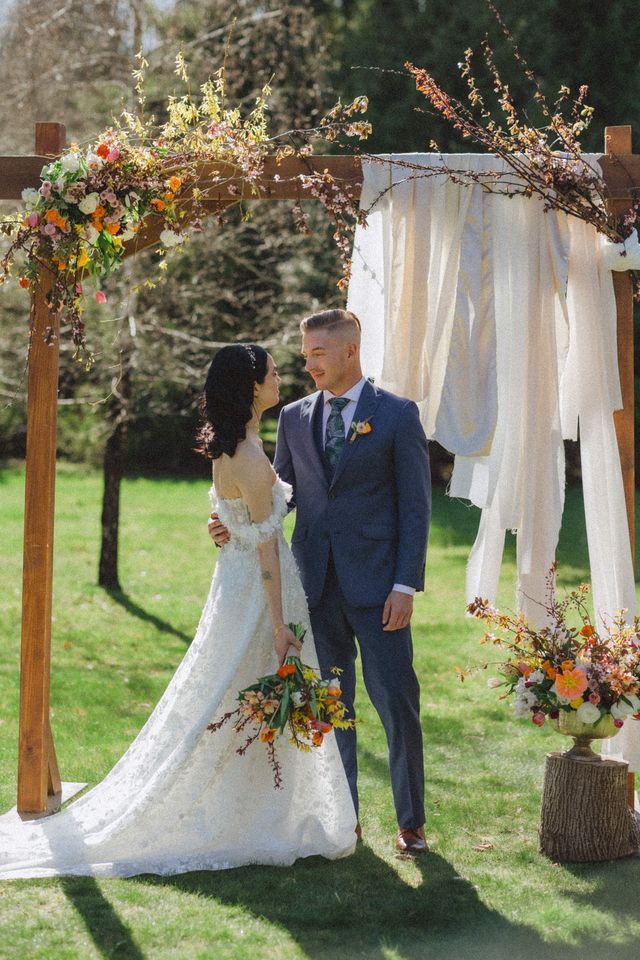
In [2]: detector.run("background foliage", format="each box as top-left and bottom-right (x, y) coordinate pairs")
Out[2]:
(1, 0), (640, 480)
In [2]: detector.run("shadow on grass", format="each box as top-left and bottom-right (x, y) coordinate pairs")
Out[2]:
(105, 589), (192, 644)
(59, 877), (145, 960)
(135, 845), (640, 960)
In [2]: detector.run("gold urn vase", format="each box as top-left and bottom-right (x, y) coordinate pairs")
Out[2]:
(550, 710), (618, 762)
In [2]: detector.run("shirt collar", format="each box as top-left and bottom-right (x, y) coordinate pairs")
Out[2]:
(323, 376), (367, 407)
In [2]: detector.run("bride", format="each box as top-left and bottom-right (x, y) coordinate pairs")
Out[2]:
(0, 343), (357, 879)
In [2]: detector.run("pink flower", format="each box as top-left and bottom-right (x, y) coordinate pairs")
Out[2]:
(75, 282), (83, 295)
(95, 290), (107, 304)
(27, 212), (39, 228)
(614, 718), (624, 728)
(107, 147), (120, 163)
(588, 692), (601, 705)
(531, 711), (546, 726)
(39, 181), (52, 199)
(43, 223), (57, 236)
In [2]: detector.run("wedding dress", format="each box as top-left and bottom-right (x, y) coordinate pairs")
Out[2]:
(0, 477), (357, 879)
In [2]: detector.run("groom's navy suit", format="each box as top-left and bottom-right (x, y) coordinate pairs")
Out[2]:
(274, 379), (431, 829)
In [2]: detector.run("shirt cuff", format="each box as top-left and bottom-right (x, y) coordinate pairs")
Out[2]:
(392, 583), (415, 596)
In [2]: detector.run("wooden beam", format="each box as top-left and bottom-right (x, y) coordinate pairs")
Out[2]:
(17, 122), (66, 814)
(605, 125), (636, 810)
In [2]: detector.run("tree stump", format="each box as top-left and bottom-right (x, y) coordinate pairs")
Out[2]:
(539, 752), (640, 862)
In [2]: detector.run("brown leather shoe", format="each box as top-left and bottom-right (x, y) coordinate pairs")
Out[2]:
(395, 825), (428, 856)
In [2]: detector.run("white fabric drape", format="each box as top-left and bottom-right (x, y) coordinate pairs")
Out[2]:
(347, 153), (639, 767)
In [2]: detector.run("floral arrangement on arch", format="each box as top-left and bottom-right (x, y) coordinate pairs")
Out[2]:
(355, 2), (639, 267)
(464, 565), (640, 730)
(0, 52), (370, 361)
(207, 624), (354, 788)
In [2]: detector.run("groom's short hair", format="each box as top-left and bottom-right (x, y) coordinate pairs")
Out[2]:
(300, 309), (361, 343)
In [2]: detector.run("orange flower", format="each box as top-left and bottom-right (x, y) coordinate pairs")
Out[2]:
(150, 198), (165, 212)
(45, 209), (59, 222)
(580, 624), (595, 638)
(164, 191), (174, 200)
(19, 277), (30, 289)
(312, 731), (324, 746)
(96, 143), (109, 159)
(554, 667), (589, 701)
(91, 221), (103, 233)
(259, 728), (276, 743)
(93, 205), (106, 219)
(561, 660), (575, 672)
(105, 223), (120, 235)
(169, 175), (182, 191)
(542, 660), (557, 680)
(277, 663), (297, 678)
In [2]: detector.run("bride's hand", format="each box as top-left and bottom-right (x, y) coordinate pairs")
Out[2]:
(273, 624), (302, 666)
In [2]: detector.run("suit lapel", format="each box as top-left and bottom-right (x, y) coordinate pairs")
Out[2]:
(300, 391), (329, 487)
(331, 380), (381, 488)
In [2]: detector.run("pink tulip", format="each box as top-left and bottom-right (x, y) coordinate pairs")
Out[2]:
(95, 290), (107, 304)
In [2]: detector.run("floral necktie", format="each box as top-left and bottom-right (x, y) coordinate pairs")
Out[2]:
(324, 397), (350, 470)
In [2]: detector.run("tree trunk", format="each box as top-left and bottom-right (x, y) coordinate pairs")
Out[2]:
(98, 308), (135, 591)
(539, 752), (640, 862)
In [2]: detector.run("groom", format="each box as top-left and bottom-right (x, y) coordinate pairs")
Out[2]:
(212, 309), (431, 854)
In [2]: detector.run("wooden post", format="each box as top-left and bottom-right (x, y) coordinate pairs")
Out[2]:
(605, 125), (636, 809)
(17, 122), (66, 814)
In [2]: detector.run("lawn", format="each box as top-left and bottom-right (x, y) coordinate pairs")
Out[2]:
(1, 463), (640, 960)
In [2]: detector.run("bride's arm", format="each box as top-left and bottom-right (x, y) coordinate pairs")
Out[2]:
(233, 451), (302, 665)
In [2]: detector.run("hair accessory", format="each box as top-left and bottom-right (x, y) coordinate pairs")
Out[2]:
(243, 345), (257, 370)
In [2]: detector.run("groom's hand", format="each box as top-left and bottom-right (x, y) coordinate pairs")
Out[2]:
(382, 590), (413, 631)
(208, 512), (230, 546)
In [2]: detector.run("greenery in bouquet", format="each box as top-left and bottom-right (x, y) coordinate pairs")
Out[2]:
(464, 565), (640, 731)
(0, 51), (370, 362)
(207, 623), (354, 789)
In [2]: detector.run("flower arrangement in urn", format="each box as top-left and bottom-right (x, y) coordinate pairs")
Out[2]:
(465, 566), (640, 736)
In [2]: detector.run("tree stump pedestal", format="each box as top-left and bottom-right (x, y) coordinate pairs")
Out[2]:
(539, 751), (640, 862)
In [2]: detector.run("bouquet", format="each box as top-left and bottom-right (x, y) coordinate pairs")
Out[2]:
(465, 566), (640, 730)
(207, 623), (354, 788)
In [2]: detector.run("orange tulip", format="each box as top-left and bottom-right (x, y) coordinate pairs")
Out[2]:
(151, 199), (165, 212)
(45, 209), (59, 222)
(105, 223), (120, 235)
(96, 143), (109, 159)
(312, 731), (324, 746)
(169, 176), (182, 191)
(164, 191), (174, 200)
(277, 663), (297, 678)
(93, 206), (106, 219)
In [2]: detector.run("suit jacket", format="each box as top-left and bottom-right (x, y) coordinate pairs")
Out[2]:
(274, 379), (431, 608)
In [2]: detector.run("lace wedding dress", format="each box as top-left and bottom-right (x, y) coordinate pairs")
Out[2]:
(0, 478), (357, 879)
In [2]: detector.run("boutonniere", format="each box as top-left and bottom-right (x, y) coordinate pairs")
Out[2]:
(349, 417), (373, 443)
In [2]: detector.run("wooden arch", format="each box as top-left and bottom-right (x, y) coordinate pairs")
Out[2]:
(1, 122), (636, 815)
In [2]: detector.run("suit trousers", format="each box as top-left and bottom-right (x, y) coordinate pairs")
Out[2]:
(309, 554), (425, 830)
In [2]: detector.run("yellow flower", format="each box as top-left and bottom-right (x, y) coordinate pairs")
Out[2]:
(570, 697), (585, 709)
(77, 249), (89, 268)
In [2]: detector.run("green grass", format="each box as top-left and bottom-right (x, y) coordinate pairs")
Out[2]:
(1, 463), (640, 960)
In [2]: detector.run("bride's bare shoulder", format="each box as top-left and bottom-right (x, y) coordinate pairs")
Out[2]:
(219, 441), (273, 489)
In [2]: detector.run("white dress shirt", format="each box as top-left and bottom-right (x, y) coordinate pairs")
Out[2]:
(322, 378), (415, 598)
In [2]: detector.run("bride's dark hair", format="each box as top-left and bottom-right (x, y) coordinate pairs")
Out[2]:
(196, 344), (269, 459)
